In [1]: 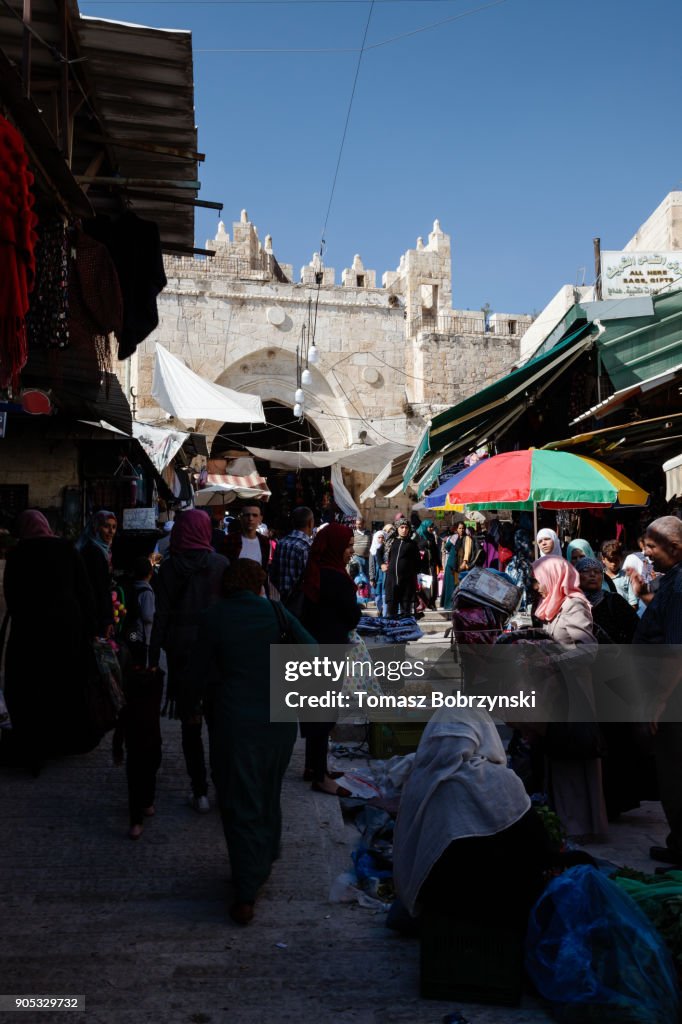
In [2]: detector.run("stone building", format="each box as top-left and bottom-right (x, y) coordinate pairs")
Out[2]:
(126, 211), (532, 514)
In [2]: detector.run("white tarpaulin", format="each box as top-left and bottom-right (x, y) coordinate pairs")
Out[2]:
(330, 464), (359, 517)
(132, 421), (189, 473)
(152, 344), (265, 424)
(246, 441), (411, 474)
(663, 453), (682, 500)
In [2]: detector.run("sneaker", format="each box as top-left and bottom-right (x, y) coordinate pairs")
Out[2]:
(188, 793), (210, 813)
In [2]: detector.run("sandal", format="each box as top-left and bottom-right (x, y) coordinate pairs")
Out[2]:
(311, 782), (352, 798)
(128, 823), (144, 840)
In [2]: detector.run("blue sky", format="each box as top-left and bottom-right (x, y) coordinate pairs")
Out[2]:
(80, 0), (682, 315)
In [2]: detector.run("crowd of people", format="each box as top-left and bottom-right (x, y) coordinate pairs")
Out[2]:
(1, 495), (681, 936)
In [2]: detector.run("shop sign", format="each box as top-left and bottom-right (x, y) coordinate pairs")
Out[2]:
(20, 389), (52, 415)
(601, 251), (682, 299)
(122, 507), (157, 531)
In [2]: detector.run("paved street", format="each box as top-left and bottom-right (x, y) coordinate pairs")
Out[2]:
(0, 709), (669, 1024)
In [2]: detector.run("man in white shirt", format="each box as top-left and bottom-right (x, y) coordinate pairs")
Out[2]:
(225, 503), (270, 569)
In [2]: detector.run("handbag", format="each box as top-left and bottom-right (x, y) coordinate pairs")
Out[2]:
(269, 598), (296, 643)
(88, 639), (126, 733)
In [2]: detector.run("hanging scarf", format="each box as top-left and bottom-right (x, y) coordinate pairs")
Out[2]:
(505, 528), (534, 601)
(532, 555), (591, 622)
(302, 523), (353, 602)
(170, 509), (213, 553)
(76, 509), (116, 566)
(536, 527), (562, 557)
(17, 509), (54, 539)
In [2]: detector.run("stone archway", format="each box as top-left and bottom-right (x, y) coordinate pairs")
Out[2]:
(209, 400), (327, 458)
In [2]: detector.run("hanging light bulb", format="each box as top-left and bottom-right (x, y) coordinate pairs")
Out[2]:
(294, 387), (305, 404)
(293, 402), (303, 418)
(301, 368), (312, 385)
(308, 344), (319, 364)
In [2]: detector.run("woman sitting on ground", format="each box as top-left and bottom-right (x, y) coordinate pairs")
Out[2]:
(393, 708), (554, 931)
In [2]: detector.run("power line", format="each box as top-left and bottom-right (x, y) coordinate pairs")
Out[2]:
(319, 0), (374, 251)
(192, 0), (507, 51)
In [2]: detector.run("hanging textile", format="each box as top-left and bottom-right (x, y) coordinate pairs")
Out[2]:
(68, 227), (123, 378)
(84, 212), (167, 360)
(0, 114), (39, 390)
(26, 217), (70, 350)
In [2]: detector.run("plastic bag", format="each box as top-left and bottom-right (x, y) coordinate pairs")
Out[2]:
(88, 639), (126, 733)
(526, 865), (680, 1023)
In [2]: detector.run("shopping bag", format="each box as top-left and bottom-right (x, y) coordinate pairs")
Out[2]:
(87, 639), (126, 733)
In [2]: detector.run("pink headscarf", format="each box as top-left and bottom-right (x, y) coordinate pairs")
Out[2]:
(170, 510), (213, 553)
(532, 555), (591, 622)
(17, 510), (54, 539)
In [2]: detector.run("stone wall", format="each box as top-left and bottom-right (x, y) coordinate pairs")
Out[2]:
(0, 435), (79, 510)
(121, 211), (532, 512)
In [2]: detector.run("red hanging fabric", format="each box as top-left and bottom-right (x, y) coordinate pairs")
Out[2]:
(0, 115), (39, 390)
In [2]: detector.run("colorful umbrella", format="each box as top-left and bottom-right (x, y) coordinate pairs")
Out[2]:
(430, 449), (648, 510)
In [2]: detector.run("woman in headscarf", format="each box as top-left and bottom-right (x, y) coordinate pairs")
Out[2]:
(441, 522), (473, 610)
(193, 560), (317, 925)
(575, 555), (647, 820)
(3, 511), (96, 773)
(76, 510), (118, 637)
(393, 708), (551, 931)
(149, 510), (229, 813)
(385, 517), (420, 618)
(369, 529), (386, 615)
(300, 523), (360, 796)
(531, 556), (608, 840)
(536, 527), (562, 558)
(415, 519), (441, 610)
(505, 528), (535, 611)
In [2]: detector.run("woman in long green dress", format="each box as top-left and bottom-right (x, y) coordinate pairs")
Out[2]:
(441, 523), (473, 610)
(193, 559), (316, 925)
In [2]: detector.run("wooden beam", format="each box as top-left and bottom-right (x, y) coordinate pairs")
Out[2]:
(79, 131), (205, 163)
(0, 47), (92, 217)
(162, 243), (215, 258)
(22, 0), (32, 97)
(75, 175), (200, 190)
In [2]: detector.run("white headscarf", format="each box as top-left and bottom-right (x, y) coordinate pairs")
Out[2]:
(369, 530), (385, 557)
(392, 708), (530, 916)
(536, 527), (562, 557)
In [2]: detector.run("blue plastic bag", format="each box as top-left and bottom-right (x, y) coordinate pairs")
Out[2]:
(526, 865), (680, 1023)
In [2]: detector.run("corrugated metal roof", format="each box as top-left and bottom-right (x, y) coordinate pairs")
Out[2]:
(0, 0), (200, 250)
(596, 289), (682, 390)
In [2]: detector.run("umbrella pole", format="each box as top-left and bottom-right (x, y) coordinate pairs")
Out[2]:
(533, 501), (538, 556)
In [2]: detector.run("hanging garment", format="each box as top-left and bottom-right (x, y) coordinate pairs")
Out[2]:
(26, 217), (70, 350)
(0, 115), (39, 390)
(84, 212), (167, 360)
(67, 227), (123, 377)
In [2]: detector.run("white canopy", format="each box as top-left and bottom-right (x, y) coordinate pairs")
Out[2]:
(663, 453), (682, 501)
(152, 344), (265, 424)
(132, 421), (189, 472)
(246, 441), (411, 474)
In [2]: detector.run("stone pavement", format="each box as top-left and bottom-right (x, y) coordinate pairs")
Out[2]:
(0, 713), (670, 1024)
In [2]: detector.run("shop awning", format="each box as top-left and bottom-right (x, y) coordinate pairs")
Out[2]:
(418, 323), (595, 467)
(570, 364), (682, 425)
(152, 344), (265, 424)
(246, 441), (411, 474)
(663, 453), (682, 501)
(196, 457), (271, 504)
(595, 289), (682, 392)
(358, 453), (412, 503)
(542, 412), (682, 463)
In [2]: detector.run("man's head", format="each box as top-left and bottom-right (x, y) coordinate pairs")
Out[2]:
(222, 558), (266, 597)
(355, 515), (365, 532)
(292, 506), (314, 536)
(644, 517), (682, 572)
(133, 555), (153, 581)
(239, 503), (263, 539)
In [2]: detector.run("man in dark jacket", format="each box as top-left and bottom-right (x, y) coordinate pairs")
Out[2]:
(385, 518), (420, 618)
